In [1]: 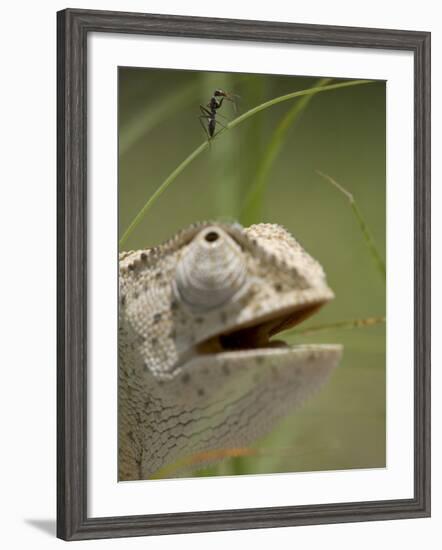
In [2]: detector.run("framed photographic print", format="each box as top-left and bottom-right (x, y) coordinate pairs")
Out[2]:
(57, 8), (431, 541)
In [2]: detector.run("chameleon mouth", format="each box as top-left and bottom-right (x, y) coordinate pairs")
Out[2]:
(195, 300), (326, 356)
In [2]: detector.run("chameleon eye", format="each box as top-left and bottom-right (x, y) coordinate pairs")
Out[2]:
(174, 227), (248, 311)
(204, 230), (219, 242)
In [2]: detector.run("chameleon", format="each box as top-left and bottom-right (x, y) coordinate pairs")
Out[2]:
(118, 222), (342, 480)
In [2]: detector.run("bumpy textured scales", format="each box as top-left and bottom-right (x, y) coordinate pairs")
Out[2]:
(119, 222), (342, 480)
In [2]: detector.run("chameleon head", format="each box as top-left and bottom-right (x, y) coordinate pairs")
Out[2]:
(168, 222), (339, 373)
(118, 222), (342, 479)
(119, 222), (340, 378)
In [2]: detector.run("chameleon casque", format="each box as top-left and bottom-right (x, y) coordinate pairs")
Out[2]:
(119, 222), (342, 480)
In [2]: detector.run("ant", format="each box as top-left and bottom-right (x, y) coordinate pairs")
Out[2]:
(199, 89), (238, 141)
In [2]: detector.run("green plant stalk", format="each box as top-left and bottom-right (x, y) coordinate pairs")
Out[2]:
(240, 77), (332, 225)
(119, 79), (372, 248)
(285, 315), (386, 337)
(316, 170), (386, 281)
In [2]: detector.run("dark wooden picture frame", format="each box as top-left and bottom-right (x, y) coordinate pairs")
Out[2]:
(57, 8), (431, 541)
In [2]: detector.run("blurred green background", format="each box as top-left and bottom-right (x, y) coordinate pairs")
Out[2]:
(118, 67), (386, 477)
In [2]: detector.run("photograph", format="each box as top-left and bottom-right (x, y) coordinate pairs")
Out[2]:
(117, 67), (386, 482)
(0, 0), (435, 544)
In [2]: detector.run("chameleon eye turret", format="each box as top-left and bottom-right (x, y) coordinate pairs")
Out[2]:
(174, 226), (248, 311)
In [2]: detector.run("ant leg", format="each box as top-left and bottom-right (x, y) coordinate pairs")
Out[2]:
(200, 105), (212, 117)
(214, 119), (229, 130)
(198, 116), (217, 149)
(216, 112), (231, 122)
(211, 129), (225, 139)
(230, 95), (240, 113)
(209, 120), (230, 141)
(198, 116), (211, 141)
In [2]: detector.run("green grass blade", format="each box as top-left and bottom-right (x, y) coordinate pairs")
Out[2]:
(119, 79), (372, 249)
(240, 77), (332, 225)
(316, 170), (386, 282)
(285, 316), (386, 337)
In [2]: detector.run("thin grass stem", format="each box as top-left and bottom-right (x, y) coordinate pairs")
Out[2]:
(316, 170), (386, 281)
(284, 315), (386, 337)
(119, 79), (372, 248)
